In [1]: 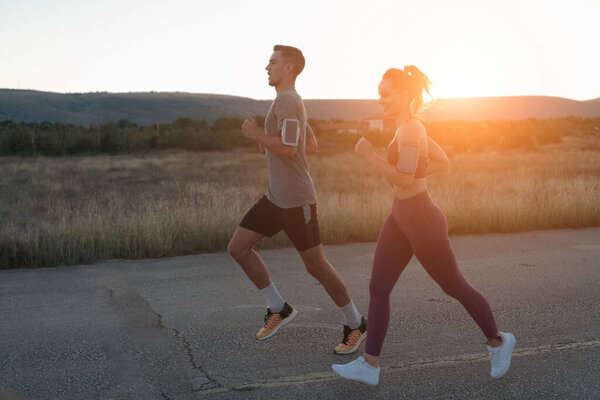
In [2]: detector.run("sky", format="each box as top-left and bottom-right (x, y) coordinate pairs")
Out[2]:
(1, 0), (598, 100)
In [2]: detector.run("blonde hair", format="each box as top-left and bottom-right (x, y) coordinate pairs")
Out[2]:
(382, 65), (433, 115)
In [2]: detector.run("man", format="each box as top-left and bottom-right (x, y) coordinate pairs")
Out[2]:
(227, 45), (366, 354)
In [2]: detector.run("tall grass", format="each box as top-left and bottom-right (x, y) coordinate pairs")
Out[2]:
(1, 139), (599, 268)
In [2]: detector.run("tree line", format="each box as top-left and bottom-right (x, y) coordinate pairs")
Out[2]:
(310, 116), (599, 152)
(0, 116), (598, 156)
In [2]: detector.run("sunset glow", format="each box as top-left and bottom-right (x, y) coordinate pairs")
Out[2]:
(0, 0), (598, 100)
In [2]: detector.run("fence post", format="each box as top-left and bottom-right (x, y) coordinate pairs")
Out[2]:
(60, 128), (65, 155)
(31, 125), (36, 154)
(156, 122), (160, 148)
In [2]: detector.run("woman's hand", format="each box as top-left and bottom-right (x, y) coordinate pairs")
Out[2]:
(355, 137), (375, 160)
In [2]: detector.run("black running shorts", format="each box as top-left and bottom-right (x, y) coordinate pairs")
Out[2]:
(240, 195), (321, 251)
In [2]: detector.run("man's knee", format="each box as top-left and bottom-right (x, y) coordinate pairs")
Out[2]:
(227, 239), (251, 261)
(298, 245), (323, 274)
(303, 257), (322, 277)
(301, 251), (328, 278)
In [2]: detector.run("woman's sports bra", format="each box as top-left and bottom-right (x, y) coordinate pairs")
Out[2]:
(386, 135), (428, 179)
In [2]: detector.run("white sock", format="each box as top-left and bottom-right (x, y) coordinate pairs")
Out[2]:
(260, 283), (285, 313)
(339, 301), (362, 329)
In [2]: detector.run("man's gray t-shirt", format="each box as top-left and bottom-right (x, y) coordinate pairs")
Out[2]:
(264, 87), (317, 208)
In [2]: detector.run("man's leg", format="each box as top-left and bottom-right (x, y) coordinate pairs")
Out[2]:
(228, 226), (289, 315)
(227, 226), (270, 290)
(299, 244), (366, 354)
(298, 244), (351, 307)
(229, 203), (298, 340)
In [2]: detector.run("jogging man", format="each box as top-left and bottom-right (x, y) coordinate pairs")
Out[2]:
(228, 45), (366, 354)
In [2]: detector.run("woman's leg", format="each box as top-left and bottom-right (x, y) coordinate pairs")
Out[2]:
(364, 213), (414, 360)
(407, 203), (516, 379)
(332, 213), (413, 385)
(408, 205), (500, 341)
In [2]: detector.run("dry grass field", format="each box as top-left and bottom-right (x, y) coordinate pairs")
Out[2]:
(1, 136), (599, 268)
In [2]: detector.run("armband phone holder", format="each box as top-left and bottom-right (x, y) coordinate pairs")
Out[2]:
(282, 118), (300, 146)
(397, 142), (419, 174)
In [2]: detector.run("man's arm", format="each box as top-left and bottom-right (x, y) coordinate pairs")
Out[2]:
(241, 113), (297, 158)
(305, 124), (318, 154)
(255, 134), (297, 158)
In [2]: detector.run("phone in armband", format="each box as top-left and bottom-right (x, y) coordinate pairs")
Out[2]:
(281, 118), (300, 146)
(397, 142), (419, 174)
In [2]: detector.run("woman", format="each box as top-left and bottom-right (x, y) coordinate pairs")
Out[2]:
(331, 66), (515, 385)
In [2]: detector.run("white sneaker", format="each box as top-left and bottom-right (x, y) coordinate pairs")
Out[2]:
(331, 356), (380, 385)
(488, 332), (516, 378)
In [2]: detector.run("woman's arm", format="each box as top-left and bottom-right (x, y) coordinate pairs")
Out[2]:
(355, 122), (426, 188)
(426, 136), (449, 174)
(359, 145), (414, 188)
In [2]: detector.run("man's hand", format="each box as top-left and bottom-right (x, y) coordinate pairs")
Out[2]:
(241, 113), (260, 140)
(258, 143), (265, 154)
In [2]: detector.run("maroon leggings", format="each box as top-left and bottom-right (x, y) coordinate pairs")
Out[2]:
(365, 191), (499, 356)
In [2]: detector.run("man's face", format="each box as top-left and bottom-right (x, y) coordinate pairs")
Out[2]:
(265, 51), (290, 87)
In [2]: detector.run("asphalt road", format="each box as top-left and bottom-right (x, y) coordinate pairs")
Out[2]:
(1, 228), (599, 400)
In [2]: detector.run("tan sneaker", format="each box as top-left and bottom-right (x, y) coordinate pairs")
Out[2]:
(334, 317), (367, 354)
(255, 302), (298, 340)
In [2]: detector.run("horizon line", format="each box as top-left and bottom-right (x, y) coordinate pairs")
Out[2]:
(0, 87), (598, 102)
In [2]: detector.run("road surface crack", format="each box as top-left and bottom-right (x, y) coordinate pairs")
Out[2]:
(195, 337), (600, 396)
(169, 327), (222, 391)
(105, 286), (222, 392)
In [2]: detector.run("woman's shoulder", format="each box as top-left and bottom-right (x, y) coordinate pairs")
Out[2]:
(400, 118), (426, 141)
(406, 117), (425, 131)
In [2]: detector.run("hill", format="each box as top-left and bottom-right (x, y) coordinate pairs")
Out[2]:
(0, 89), (598, 125)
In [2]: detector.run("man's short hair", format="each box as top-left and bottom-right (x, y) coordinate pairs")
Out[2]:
(273, 45), (305, 77)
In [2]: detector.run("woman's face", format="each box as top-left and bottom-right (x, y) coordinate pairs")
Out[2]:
(378, 79), (409, 117)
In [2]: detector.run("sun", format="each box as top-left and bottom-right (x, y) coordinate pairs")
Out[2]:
(421, 18), (533, 99)
(427, 35), (505, 99)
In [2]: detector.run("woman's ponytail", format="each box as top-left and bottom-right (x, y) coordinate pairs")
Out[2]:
(403, 65), (433, 115)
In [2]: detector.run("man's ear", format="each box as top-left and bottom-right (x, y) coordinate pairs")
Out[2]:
(284, 62), (294, 75)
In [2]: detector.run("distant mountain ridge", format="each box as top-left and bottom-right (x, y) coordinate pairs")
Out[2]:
(1, 89), (598, 125)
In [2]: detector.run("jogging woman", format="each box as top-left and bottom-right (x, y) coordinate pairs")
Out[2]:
(331, 66), (515, 385)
